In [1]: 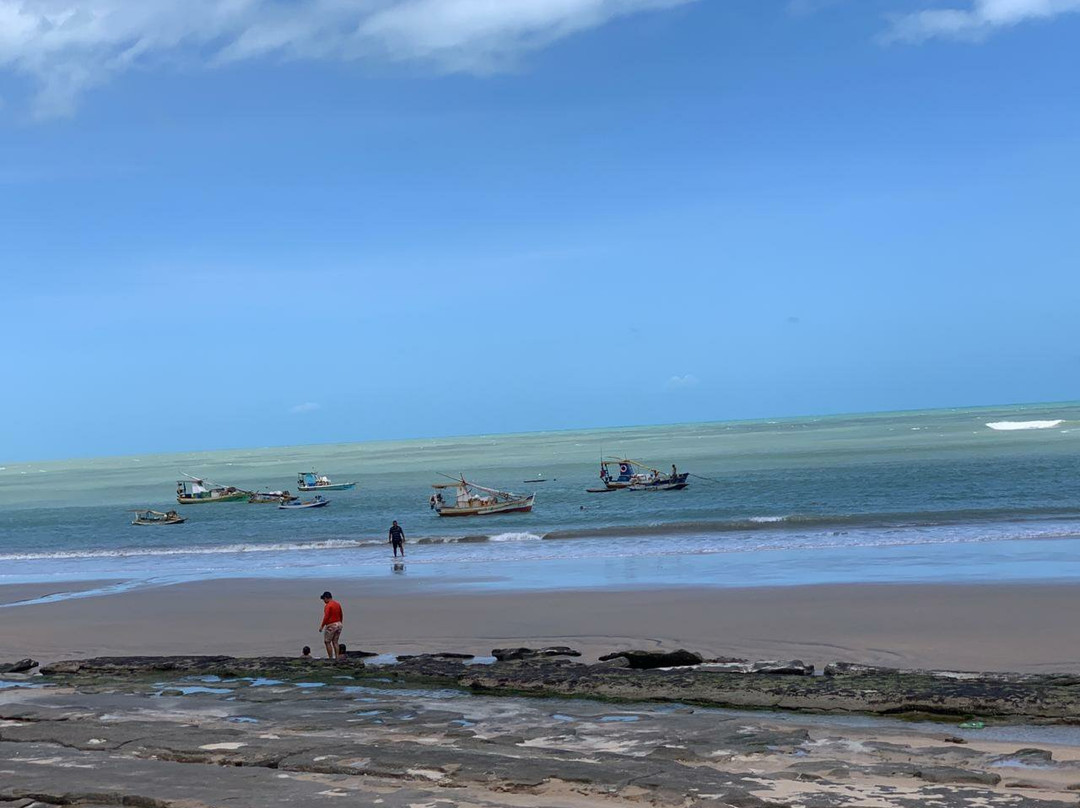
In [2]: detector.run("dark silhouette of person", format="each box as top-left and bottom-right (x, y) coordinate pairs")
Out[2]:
(389, 520), (405, 558)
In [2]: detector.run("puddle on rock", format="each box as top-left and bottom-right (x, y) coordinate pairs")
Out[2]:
(155, 686), (231, 696)
(0, 681), (47, 690)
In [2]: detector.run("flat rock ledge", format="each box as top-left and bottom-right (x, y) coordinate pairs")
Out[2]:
(34, 654), (1080, 722)
(40, 655), (367, 677)
(492, 646), (582, 661)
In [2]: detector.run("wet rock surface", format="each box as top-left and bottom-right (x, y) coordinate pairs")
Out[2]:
(597, 649), (705, 669)
(396, 651), (476, 661)
(38, 655), (367, 677)
(4, 657), (1080, 806)
(0, 659), (37, 674)
(34, 654), (1080, 722)
(491, 646), (582, 661)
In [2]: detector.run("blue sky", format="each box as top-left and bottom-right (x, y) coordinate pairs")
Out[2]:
(2, 0), (1078, 461)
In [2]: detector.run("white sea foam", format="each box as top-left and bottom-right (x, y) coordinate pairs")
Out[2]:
(749, 516), (787, 524)
(0, 538), (383, 562)
(986, 420), (1064, 431)
(488, 532), (543, 542)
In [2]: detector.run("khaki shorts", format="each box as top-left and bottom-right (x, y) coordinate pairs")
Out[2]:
(322, 622), (342, 645)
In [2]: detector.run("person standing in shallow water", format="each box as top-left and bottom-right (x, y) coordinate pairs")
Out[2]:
(389, 520), (405, 558)
(318, 591), (343, 660)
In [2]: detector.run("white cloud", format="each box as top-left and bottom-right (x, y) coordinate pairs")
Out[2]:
(289, 401), (321, 414)
(666, 373), (699, 390)
(0, 0), (695, 118)
(886, 0), (1080, 43)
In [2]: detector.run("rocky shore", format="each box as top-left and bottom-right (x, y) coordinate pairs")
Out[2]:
(5, 652), (1080, 807)
(29, 650), (1080, 722)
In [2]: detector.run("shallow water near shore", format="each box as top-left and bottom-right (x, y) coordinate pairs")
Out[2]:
(3, 401), (1079, 598)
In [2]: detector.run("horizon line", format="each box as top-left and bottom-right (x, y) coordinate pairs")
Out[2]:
(2, 397), (1076, 467)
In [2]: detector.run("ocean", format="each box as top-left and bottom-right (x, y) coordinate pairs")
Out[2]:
(2, 401), (1080, 600)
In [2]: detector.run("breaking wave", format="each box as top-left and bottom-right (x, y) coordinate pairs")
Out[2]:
(488, 532), (543, 542)
(0, 538), (382, 562)
(5, 508), (1080, 565)
(986, 420), (1064, 431)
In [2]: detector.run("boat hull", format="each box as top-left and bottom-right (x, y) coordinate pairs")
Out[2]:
(177, 491), (248, 504)
(298, 482), (356, 491)
(279, 499), (331, 510)
(249, 493), (298, 504)
(436, 496), (535, 517)
(628, 473), (690, 492)
(132, 517), (186, 525)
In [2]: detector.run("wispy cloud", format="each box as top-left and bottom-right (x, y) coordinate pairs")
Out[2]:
(0, 0), (695, 118)
(666, 373), (699, 390)
(886, 0), (1080, 43)
(289, 401), (321, 414)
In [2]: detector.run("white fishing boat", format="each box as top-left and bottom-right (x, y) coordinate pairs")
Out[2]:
(431, 476), (535, 517)
(176, 474), (248, 504)
(297, 471), (357, 492)
(131, 509), (185, 525)
(248, 490), (298, 504)
(279, 495), (330, 510)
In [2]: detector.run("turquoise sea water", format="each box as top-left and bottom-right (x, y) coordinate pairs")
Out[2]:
(2, 401), (1079, 599)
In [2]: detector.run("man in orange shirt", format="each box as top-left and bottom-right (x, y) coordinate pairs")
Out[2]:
(318, 591), (344, 659)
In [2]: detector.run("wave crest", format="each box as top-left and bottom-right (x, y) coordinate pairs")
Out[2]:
(986, 420), (1064, 431)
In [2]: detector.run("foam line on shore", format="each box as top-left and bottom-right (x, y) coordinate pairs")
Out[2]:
(5, 509), (1080, 564)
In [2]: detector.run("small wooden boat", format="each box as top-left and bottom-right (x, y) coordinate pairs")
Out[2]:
(628, 473), (690, 491)
(279, 495), (330, 510)
(432, 476), (534, 517)
(131, 509), (185, 526)
(297, 471), (357, 492)
(248, 490), (298, 504)
(176, 474), (248, 504)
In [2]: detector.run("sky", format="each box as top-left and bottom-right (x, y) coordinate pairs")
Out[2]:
(1, 0), (1079, 461)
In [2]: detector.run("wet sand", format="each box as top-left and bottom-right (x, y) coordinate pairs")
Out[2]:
(0, 579), (123, 606)
(4, 578), (1080, 673)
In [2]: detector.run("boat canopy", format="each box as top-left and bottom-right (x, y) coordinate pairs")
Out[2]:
(432, 476), (524, 506)
(603, 457), (662, 475)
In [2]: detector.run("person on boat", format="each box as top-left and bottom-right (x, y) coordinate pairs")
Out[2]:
(671, 465), (678, 480)
(318, 591), (343, 660)
(389, 521), (405, 558)
(429, 494), (437, 510)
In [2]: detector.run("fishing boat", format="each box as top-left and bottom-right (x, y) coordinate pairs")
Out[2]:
(248, 490), (298, 504)
(431, 476), (535, 517)
(131, 509), (185, 526)
(297, 471), (357, 492)
(628, 471), (690, 491)
(176, 474), (248, 504)
(279, 495), (330, 510)
(590, 458), (690, 492)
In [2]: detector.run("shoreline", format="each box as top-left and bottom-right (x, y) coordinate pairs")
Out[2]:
(6, 577), (1080, 673)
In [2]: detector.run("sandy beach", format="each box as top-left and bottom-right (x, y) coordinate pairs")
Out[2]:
(3, 578), (1079, 673)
